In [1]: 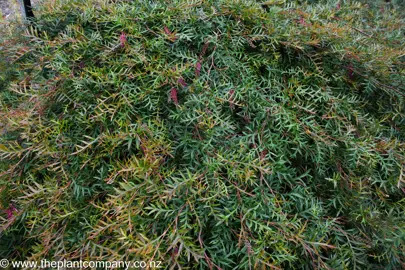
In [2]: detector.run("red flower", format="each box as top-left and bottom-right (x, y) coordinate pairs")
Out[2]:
(299, 17), (308, 26)
(4, 204), (17, 219)
(170, 88), (179, 105)
(195, 62), (202, 77)
(164, 26), (172, 35)
(177, 78), (187, 87)
(164, 26), (177, 42)
(120, 32), (127, 48)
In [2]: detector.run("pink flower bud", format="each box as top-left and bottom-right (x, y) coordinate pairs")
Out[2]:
(177, 78), (187, 87)
(299, 17), (307, 26)
(178, 78), (187, 87)
(164, 26), (172, 35)
(4, 205), (17, 219)
(120, 32), (127, 48)
(170, 88), (179, 105)
(195, 62), (202, 77)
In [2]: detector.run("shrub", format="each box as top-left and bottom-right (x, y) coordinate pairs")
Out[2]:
(0, 0), (404, 268)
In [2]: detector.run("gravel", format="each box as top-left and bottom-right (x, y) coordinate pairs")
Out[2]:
(0, 0), (37, 20)
(0, 0), (14, 19)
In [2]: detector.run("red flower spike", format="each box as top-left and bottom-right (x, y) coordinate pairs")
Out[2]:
(170, 88), (179, 105)
(164, 26), (172, 35)
(195, 62), (202, 77)
(200, 42), (209, 58)
(299, 17), (307, 26)
(163, 26), (177, 42)
(119, 32), (127, 48)
(178, 78), (187, 87)
(336, 3), (340, 10)
(5, 205), (17, 219)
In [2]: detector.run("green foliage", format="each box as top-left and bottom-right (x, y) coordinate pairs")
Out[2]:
(1, 0), (404, 268)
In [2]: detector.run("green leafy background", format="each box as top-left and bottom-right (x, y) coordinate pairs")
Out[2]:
(0, 0), (404, 269)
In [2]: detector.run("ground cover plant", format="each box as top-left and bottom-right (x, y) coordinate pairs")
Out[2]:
(0, 0), (404, 268)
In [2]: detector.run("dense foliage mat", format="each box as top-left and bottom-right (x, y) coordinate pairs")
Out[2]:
(1, 0), (404, 268)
